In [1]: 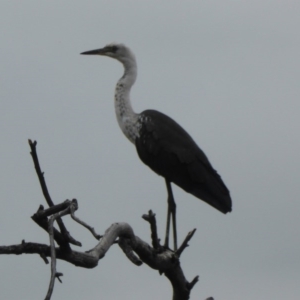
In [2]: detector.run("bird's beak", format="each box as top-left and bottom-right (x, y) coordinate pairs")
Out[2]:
(81, 47), (108, 55)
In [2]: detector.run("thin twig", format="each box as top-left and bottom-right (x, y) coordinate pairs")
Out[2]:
(142, 210), (162, 250)
(45, 215), (57, 300)
(46, 204), (75, 300)
(40, 253), (49, 264)
(69, 199), (102, 240)
(28, 139), (80, 247)
(28, 139), (54, 207)
(188, 275), (199, 290)
(176, 228), (196, 257)
(55, 272), (63, 283)
(35, 200), (72, 218)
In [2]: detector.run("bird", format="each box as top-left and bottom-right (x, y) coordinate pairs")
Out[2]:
(81, 43), (232, 250)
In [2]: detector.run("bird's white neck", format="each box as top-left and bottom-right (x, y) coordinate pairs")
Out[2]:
(114, 58), (140, 143)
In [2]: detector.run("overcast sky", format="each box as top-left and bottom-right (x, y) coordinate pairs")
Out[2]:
(1, 1), (299, 299)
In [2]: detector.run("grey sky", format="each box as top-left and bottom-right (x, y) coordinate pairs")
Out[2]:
(1, 1), (299, 299)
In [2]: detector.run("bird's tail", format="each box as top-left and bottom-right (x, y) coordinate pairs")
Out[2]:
(191, 180), (232, 214)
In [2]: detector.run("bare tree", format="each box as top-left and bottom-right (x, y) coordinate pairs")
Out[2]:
(0, 140), (214, 300)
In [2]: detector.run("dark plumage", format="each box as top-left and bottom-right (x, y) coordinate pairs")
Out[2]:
(136, 109), (232, 214)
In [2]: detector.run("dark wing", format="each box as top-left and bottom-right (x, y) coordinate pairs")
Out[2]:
(135, 109), (232, 213)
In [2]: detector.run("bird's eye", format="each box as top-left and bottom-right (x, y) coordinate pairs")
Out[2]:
(111, 46), (118, 52)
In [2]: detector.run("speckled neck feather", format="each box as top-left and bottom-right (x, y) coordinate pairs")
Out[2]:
(114, 55), (141, 143)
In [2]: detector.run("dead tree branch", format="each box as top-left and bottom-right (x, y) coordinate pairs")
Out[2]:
(28, 139), (80, 247)
(0, 140), (214, 299)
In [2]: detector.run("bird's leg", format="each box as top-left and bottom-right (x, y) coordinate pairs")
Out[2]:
(164, 195), (171, 249)
(164, 179), (177, 251)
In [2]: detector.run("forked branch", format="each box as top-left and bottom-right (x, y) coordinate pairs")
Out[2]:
(0, 140), (211, 300)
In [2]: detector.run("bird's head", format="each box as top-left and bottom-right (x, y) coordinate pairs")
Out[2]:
(81, 43), (136, 65)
